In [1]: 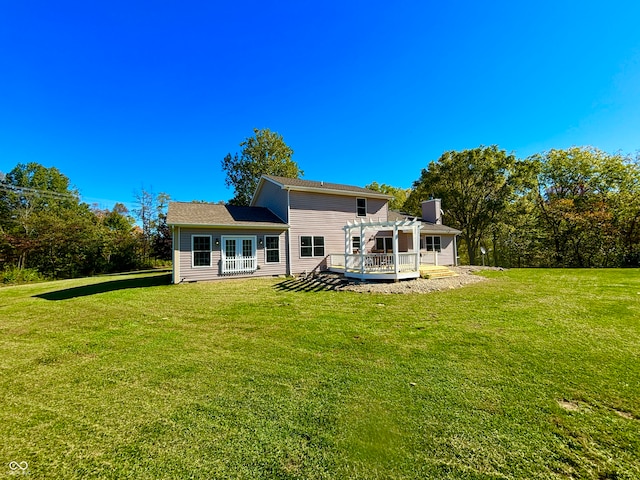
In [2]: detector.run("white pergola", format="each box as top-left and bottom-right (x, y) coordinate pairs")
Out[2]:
(341, 217), (422, 280)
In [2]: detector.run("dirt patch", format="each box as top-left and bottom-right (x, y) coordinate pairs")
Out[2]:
(556, 399), (636, 420)
(288, 266), (500, 294)
(557, 399), (581, 412)
(614, 409), (634, 420)
(339, 266), (500, 294)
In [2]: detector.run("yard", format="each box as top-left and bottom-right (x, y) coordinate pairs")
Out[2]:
(1, 269), (638, 479)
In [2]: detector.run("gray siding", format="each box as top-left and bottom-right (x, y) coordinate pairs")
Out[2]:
(253, 180), (289, 222)
(437, 235), (457, 265)
(288, 191), (388, 274)
(420, 234), (457, 266)
(176, 227), (287, 282)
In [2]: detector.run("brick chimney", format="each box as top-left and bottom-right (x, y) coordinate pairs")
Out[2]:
(421, 198), (442, 224)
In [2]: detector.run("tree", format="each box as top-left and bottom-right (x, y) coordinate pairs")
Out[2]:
(529, 147), (639, 267)
(611, 155), (640, 266)
(221, 128), (302, 205)
(132, 187), (156, 265)
(27, 203), (102, 278)
(405, 146), (523, 265)
(1, 162), (175, 279)
(152, 192), (172, 260)
(133, 189), (171, 265)
(365, 182), (411, 211)
(93, 203), (139, 272)
(0, 163), (82, 270)
(489, 193), (546, 267)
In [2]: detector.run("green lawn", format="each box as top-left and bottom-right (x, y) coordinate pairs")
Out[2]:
(1, 269), (639, 479)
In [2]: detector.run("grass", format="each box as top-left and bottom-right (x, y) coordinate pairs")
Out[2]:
(0, 269), (638, 479)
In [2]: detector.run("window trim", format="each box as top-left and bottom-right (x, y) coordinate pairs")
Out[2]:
(351, 236), (361, 253)
(375, 236), (393, 253)
(192, 234), (212, 268)
(356, 198), (367, 217)
(423, 235), (442, 252)
(221, 235), (258, 274)
(264, 235), (280, 264)
(221, 235), (257, 260)
(300, 235), (325, 258)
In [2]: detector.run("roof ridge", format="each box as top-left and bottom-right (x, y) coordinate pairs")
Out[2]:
(259, 174), (391, 197)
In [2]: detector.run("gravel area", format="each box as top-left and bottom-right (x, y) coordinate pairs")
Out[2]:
(293, 266), (503, 294)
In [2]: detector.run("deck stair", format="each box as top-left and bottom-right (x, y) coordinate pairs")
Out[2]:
(419, 265), (458, 279)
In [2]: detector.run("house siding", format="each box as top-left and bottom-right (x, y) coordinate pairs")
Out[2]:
(420, 234), (456, 266)
(176, 227), (287, 282)
(398, 232), (412, 252)
(436, 235), (456, 265)
(253, 180), (289, 222)
(288, 191), (388, 274)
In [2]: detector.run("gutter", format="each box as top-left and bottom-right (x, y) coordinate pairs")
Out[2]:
(167, 223), (288, 230)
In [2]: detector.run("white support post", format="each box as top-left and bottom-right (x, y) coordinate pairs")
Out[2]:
(360, 224), (365, 275)
(344, 226), (350, 271)
(172, 226), (180, 284)
(413, 223), (420, 272)
(393, 225), (399, 276)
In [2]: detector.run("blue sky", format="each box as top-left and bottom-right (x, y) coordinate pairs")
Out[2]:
(1, 1), (639, 211)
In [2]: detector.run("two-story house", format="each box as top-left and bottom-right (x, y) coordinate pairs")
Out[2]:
(167, 175), (460, 283)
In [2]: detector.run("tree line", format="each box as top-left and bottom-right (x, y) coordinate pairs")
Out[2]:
(396, 145), (640, 267)
(0, 162), (171, 281)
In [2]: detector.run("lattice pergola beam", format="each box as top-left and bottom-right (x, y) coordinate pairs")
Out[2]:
(342, 218), (421, 231)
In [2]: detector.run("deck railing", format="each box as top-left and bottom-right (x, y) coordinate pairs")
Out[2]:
(330, 253), (419, 273)
(329, 254), (346, 268)
(398, 253), (418, 272)
(222, 256), (257, 274)
(420, 251), (439, 266)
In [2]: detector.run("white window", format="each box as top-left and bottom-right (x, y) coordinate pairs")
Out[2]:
(300, 236), (325, 257)
(356, 198), (367, 217)
(375, 237), (393, 253)
(265, 236), (280, 263)
(221, 236), (257, 273)
(352, 236), (361, 252)
(424, 236), (442, 252)
(192, 235), (212, 267)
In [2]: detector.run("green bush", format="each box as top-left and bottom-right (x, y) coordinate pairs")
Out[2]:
(1, 266), (45, 285)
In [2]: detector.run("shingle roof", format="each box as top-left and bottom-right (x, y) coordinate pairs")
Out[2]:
(167, 202), (287, 227)
(388, 210), (461, 234)
(261, 175), (391, 198)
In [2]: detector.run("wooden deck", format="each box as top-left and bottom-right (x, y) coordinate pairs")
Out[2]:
(328, 253), (420, 281)
(328, 254), (457, 281)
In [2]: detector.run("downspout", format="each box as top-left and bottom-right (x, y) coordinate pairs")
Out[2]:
(454, 235), (458, 266)
(286, 188), (292, 276)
